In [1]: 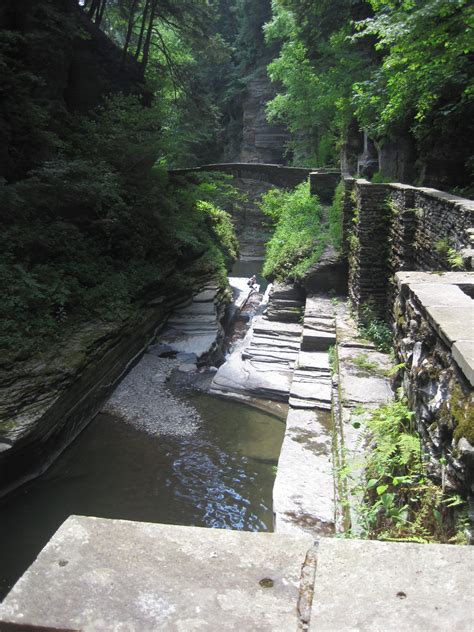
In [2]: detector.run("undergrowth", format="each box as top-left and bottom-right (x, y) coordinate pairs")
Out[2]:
(0, 94), (240, 359)
(358, 304), (393, 353)
(259, 182), (327, 280)
(342, 398), (468, 544)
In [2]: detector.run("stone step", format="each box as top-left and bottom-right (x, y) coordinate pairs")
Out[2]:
(301, 328), (336, 351)
(290, 376), (332, 406)
(297, 351), (331, 372)
(253, 319), (303, 337)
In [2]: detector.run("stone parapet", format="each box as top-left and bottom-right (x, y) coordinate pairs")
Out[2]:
(394, 271), (474, 495)
(342, 177), (474, 321)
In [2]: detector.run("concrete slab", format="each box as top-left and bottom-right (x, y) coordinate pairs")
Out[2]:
(310, 538), (474, 632)
(425, 304), (474, 346)
(409, 283), (472, 308)
(274, 409), (335, 538)
(0, 516), (313, 632)
(452, 339), (474, 386)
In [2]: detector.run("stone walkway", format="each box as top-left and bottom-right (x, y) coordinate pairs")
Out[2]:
(273, 296), (337, 538)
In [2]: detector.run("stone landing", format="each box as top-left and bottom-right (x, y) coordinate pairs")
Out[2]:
(1, 515), (472, 632)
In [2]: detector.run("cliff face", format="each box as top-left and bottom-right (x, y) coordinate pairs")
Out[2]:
(0, 0), (146, 181)
(240, 67), (290, 164)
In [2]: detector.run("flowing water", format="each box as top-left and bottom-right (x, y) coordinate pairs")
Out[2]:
(0, 394), (284, 600)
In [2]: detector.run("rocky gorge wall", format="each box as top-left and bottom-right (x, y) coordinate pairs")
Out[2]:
(240, 67), (291, 164)
(0, 274), (229, 498)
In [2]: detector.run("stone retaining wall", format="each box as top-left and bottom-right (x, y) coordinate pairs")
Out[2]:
(343, 178), (474, 320)
(393, 272), (474, 496)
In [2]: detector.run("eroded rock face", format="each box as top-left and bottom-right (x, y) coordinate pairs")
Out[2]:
(0, 306), (169, 496)
(240, 67), (290, 164)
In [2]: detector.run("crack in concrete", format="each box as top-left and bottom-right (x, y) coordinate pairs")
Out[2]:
(297, 541), (319, 631)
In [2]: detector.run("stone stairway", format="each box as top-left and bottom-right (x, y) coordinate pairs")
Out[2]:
(274, 296), (337, 538)
(210, 284), (304, 403)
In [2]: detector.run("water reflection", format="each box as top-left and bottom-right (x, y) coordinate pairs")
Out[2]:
(0, 394), (284, 600)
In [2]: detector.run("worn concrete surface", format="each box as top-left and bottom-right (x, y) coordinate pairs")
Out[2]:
(310, 538), (474, 632)
(0, 516), (313, 632)
(273, 408), (335, 538)
(2, 517), (472, 632)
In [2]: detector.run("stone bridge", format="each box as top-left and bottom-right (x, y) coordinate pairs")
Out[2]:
(169, 162), (341, 203)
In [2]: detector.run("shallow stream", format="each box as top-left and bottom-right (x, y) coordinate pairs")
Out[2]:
(0, 384), (284, 601)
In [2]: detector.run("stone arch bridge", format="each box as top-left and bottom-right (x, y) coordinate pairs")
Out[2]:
(169, 162), (340, 203)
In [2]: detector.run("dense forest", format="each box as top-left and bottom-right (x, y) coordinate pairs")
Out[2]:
(0, 0), (473, 358)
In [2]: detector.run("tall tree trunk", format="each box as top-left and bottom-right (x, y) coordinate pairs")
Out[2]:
(135, 0), (150, 61)
(140, 0), (157, 73)
(87, 0), (100, 19)
(121, 0), (139, 69)
(95, 0), (107, 27)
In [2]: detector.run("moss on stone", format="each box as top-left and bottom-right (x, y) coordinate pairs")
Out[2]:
(451, 384), (474, 444)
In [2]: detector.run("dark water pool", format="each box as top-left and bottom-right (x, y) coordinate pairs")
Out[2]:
(0, 394), (284, 600)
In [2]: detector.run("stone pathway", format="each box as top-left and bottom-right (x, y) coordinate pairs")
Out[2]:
(274, 296), (337, 539)
(332, 301), (394, 531)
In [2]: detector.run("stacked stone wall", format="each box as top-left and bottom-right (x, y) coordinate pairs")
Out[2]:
(393, 273), (474, 496)
(342, 177), (474, 320)
(346, 180), (392, 320)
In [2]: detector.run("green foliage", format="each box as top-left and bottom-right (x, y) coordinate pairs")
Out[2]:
(371, 172), (391, 184)
(264, 0), (473, 188)
(359, 305), (393, 353)
(264, 0), (375, 166)
(350, 353), (379, 373)
(259, 182), (327, 280)
(345, 398), (468, 543)
(0, 93), (241, 358)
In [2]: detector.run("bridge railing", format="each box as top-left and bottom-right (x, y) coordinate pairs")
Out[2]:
(169, 163), (340, 203)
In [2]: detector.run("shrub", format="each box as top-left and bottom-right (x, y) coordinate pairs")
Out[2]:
(259, 182), (327, 280)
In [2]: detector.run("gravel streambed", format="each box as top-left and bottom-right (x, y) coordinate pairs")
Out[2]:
(103, 353), (201, 437)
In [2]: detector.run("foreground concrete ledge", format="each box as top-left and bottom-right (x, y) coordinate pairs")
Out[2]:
(0, 516), (313, 632)
(311, 538), (474, 632)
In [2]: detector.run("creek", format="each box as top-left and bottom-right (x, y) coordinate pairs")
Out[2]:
(0, 264), (284, 601)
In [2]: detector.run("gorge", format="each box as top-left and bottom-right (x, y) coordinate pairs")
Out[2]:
(0, 0), (473, 630)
